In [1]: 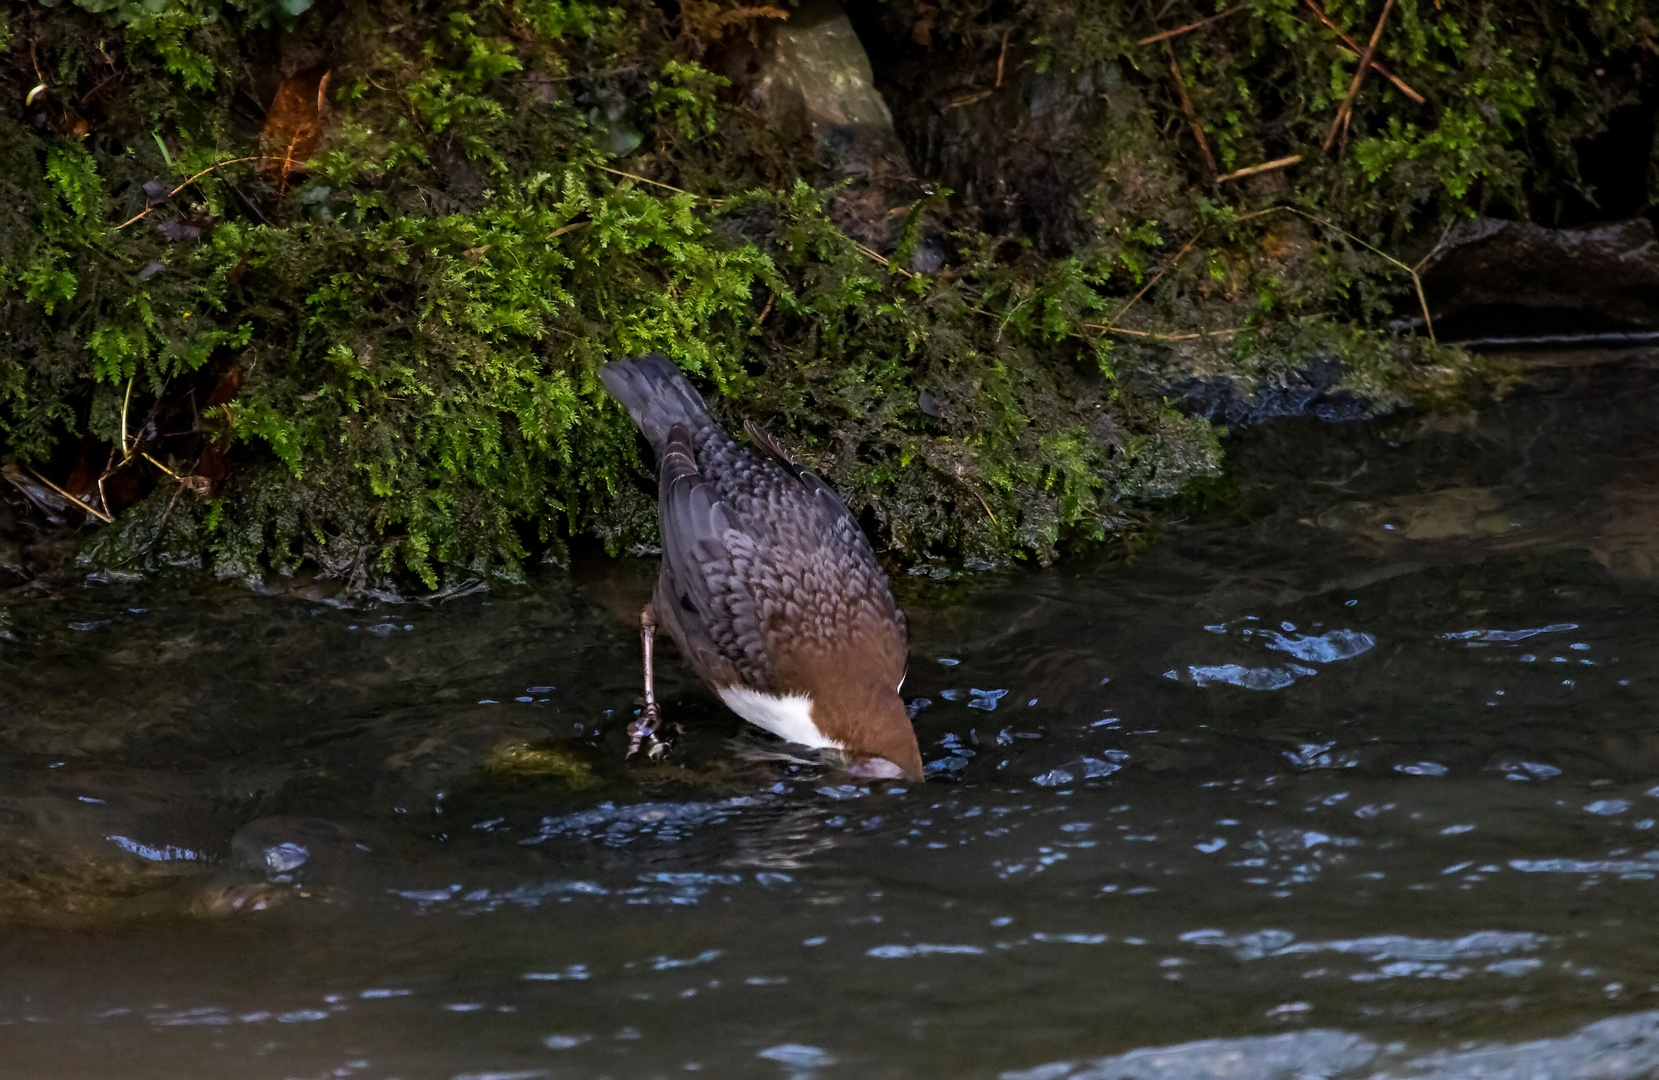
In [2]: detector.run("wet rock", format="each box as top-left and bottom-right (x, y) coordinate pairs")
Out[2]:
(230, 816), (355, 881)
(479, 740), (602, 789)
(1314, 486), (1518, 542)
(1589, 450), (1659, 579)
(869, 27), (1127, 255)
(1132, 356), (1378, 427)
(723, 0), (936, 259)
(189, 879), (294, 917)
(1423, 217), (1659, 337)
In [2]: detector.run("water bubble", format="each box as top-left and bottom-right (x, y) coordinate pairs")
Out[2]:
(544, 1034), (589, 1049)
(866, 943), (985, 959)
(262, 842), (309, 874)
(758, 1044), (836, 1068)
(1503, 761), (1561, 781)
(1189, 664), (1303, 691)
(1259, 628), (1376, 663)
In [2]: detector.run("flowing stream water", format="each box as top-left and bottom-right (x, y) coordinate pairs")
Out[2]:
(6, 354), (1659, 1079)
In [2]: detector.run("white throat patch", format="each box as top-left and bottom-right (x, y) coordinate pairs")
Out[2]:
(717, 686), (837, 749)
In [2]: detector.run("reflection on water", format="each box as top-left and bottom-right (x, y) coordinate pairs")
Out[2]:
(8, 356), (1659, 1077)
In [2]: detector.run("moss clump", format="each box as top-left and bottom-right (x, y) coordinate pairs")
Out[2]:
(0, 0), (1648, 585)
(480, 738), (603, 787)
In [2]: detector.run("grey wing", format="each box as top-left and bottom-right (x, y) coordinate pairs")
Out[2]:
(658, 423), (772, 687)
(742, 419), (869, 557)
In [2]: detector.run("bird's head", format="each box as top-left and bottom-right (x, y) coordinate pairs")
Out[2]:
(807, 669), (924, 783)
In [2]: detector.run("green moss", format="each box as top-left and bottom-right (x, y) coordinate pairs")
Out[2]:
(0, 0), (1647, 585)
(479, 738), (603, 787)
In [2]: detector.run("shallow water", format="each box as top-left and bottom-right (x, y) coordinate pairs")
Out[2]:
(7, 355), (1659, 1079)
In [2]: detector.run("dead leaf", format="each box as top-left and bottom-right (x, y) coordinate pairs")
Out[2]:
(261, 66), (332, 193)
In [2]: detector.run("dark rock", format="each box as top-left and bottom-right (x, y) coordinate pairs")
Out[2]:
(724, 0), (932, 251)
(1135, 356), (1379, 428)
(1423, 217), (1659, 335)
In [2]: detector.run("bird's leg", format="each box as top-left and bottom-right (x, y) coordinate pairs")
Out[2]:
(627, 604), (669, 760)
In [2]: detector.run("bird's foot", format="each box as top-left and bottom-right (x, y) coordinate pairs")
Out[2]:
(626, 700), (669, 761)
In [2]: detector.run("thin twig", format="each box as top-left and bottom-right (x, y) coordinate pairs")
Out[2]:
(592, 163), (719, 203)
(1138, 4), (1244, 46)
(969, 485), (998, 525)
(119, 376), (135, 459)
(1323, 0), (1396, 153)
(1302, 0), (1424, 104)
(852, 241), (914, 279)
(995, 30), (1010, 88)
(1100, 229), (1204, 333)
(1084, 324), (1247, 341)
(1250, 204), (1436, 341)
(1092, 204), (1439, 344)
(140, 451), (183, 481)
(944, 89), (995, 111)
(96, 451), (114, 523)
(757, 290), (775, 323)
(1216, 154), (1303, 183)
(117, 156), (262, 229)
(1411, 216), (1460, 274)
(1166, 47), (1217, 177)
(23, 465), (113, 524)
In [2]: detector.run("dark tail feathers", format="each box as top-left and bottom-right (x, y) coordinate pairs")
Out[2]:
(599, 353), (715, 458)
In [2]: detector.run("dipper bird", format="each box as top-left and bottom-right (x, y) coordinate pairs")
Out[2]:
(599, 354), (924, 781)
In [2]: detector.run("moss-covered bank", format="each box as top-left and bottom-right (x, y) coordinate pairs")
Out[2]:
(0, 0), (1652, 587)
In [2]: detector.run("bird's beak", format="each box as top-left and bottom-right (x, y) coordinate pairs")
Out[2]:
(846, 755), (916, 781)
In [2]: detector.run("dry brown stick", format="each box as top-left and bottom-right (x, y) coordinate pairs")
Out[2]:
(851, 240), (915, 278)
(1166, 48), (1218, 177)
(1084, 324), (1246, 341)
(1302, 0), (1423, 105)
(117, 156), (262, 229)
(1101, 229), (1204, 333)
(1323, 0), (1396, 152)
(1411, 215), (1460, 274)
(23, 465), (113, 524)
(944, 89), (995, 111)
(995, 30), (1010, 88)
(1258, 203), (1437, 341)
(593, 164), (720, 203)
(1216, 154), (1303, 183)
(1138, 4), (1244, 46)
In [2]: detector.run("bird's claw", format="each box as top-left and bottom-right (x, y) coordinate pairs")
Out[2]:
(626, 700), (668, 761)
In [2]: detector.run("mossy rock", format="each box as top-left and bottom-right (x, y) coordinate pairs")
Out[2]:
(479, 738), (604, 788)
(0, 0), (1648, 586)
